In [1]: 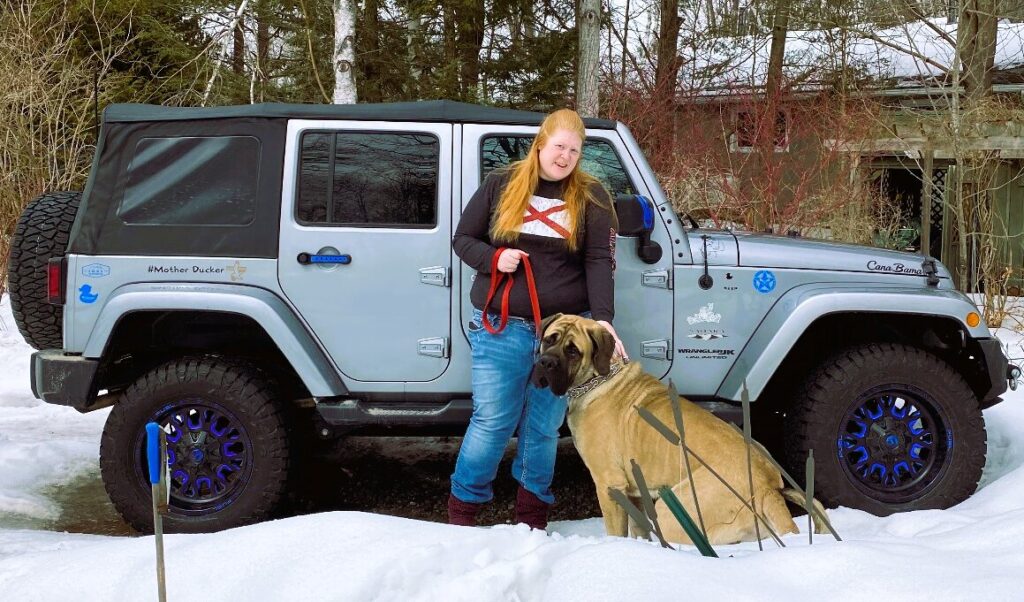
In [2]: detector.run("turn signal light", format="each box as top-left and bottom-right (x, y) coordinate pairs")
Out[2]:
(47, 257), (65, 305)
(966, 312), (981, 328)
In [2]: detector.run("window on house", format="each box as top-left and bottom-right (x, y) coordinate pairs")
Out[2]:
(481, 135), (637, 197)
(297, 131), (439, 227)
(734, 110), (789, 151)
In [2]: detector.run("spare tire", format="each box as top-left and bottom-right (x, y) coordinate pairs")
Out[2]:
(7, 191), (83, 350)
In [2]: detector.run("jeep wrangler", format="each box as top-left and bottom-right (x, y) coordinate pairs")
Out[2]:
(8, 101), (1012, 533)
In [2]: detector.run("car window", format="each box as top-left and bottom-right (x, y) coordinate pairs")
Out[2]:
(297, 131), (439, 228)
(120, 136), (260, 226)
(480, 135), (636, 197)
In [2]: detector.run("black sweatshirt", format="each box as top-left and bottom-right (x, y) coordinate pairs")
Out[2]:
(453, 171), (616, 323)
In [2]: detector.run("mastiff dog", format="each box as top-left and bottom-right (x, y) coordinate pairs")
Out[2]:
(532, 313), (824, 545)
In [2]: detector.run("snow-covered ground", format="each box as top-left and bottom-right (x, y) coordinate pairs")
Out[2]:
(2, 293), (1023, 601)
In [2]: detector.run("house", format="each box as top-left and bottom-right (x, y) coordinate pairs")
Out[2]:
(673, 17), (1024, 289)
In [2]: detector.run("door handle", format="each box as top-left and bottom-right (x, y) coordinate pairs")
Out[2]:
(297, 252), (352, 265)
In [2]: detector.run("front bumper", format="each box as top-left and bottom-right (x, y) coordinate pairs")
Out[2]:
(978, 338), (1009, 409)
(31, 350), (99, 412)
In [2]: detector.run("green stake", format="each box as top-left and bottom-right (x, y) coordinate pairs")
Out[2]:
(658, 486), (717, 557)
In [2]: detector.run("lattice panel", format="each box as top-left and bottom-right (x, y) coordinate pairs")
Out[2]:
(929, 169), (946, 259)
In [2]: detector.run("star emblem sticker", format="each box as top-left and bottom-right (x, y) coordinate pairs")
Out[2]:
(227, 261), (247, 282)
(753, 270), (776, 293)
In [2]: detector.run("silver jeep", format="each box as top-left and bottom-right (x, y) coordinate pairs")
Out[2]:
(8, 101), (1011, 533)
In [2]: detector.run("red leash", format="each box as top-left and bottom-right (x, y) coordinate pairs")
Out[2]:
(482, 247), (542, 338)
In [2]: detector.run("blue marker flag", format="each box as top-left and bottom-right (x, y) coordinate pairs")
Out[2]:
(146, 422), (162, 485)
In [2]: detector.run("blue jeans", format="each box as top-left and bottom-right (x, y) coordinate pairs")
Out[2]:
(451, 308), (570, 505)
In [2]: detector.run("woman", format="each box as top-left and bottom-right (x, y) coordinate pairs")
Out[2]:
(449, 108), (626, 530)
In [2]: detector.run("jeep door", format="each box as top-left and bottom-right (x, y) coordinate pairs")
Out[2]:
(459, 124), (675, 379)
(279, 121), (452, 382)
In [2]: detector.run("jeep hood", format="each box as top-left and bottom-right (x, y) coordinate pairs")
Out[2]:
(733, 232), (948, 277)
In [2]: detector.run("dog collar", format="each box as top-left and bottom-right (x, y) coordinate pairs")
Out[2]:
(565, 361), (627, 402)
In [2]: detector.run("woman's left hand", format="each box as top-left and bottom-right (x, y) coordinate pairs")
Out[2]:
(595, 320), (628, 361)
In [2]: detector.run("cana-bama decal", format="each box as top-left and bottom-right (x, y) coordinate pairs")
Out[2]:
(865, 260), (925, 275)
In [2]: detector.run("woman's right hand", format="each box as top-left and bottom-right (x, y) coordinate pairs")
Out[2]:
(497, 249), (528, 273)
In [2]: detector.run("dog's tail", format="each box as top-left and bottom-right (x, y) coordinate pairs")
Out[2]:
(781, 488), (828, 534)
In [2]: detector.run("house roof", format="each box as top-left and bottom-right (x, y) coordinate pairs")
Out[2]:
(683, 18), (1024, 95)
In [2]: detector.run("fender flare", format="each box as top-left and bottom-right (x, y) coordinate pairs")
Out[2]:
(716, 283), (988, 402)
(82, 283), (347, 397)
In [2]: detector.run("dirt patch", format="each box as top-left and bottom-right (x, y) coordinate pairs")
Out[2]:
(16, 436), (601, 535)
(287, 436), (601, 527)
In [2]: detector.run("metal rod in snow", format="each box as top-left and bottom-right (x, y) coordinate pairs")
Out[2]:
(741, 382), (763, 551)
(146, 422), (168, 602)
(806, 449), (815, 546)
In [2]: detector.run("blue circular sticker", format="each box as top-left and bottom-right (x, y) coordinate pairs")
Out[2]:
(753, 270), (776, 293)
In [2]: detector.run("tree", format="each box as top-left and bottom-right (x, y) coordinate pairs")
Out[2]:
(958, 0), (999, 107)
(333, 0), (356, 103)
(577, 0), (600, 116)
(764, 0), (790, 107)
(455, 0), (485, 101)
(650, 0), (681, 166)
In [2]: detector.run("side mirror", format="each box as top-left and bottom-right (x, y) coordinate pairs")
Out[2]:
(614, 194), (662, 264)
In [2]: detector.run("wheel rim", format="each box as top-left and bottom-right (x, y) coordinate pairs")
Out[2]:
(134, 398), (253, 515)
(836, 385), (951, 503)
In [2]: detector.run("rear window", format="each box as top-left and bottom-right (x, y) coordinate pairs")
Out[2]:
(119, 136), (261, 226)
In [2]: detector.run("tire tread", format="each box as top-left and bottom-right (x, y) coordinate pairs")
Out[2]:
(784, 343), (986, 514)
(99, 357), (289, 533)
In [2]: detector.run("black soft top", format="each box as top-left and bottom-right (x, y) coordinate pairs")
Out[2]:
(73, 100), (617, 259)
(103, 100), (619, 129)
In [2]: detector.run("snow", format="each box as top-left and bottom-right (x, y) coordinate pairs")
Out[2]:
(2, 292), (1024, 600)
(684, 18), (1024, 92)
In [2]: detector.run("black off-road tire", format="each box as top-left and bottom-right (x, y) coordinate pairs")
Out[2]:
(7, 191), (83, 350)
(100, 357), (290, 533)
(784, 343), (986, 515)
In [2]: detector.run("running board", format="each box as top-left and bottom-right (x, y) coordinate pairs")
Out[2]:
(316, 398), (739, 428)
(315, 398), (474, 426)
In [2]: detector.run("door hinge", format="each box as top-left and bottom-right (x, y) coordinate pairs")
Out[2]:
(641, 269), (672, 289)
(419, 266), (450, 287)
(418, 337), (449, 358)
(641, 339), (672, 360)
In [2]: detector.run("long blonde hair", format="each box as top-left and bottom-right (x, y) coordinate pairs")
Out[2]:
(490, 108), (604, 251)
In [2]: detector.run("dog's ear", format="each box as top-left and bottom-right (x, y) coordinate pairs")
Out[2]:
(540, 313), (564, 337)
(588, 324), (616, 376)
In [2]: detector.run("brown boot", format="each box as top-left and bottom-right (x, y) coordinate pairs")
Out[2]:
(447, 494), (483, 526)
(515, 486), (550, 531)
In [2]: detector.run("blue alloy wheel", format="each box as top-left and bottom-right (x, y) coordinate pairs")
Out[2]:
(837, 386), (950, 503)
(785, 343), (985, 514)
(135, 398), (253, 514)
(101, 358), (288, 533)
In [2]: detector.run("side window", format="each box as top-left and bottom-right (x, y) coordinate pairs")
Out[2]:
(297, 131), (439, 228)
(480, 135), (637, 197)
(120, 136), (260, 226)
